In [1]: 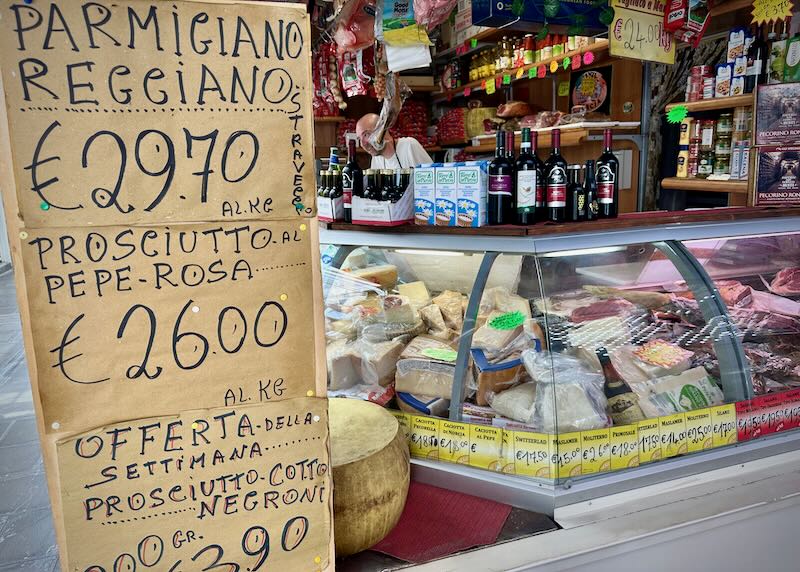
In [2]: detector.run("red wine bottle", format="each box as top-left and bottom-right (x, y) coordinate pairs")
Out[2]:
(545, 129), (567, 223)
(488, 130), (514, 225)
(596, 129), (619, 218)
(341, 139), (361, 222)
(515, 128), (539, 225)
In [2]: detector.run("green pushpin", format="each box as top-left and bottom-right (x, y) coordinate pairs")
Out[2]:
(40, 201), (50, 211)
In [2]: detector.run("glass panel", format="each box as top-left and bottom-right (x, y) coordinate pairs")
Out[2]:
(534, 243), (738, 479)
(684, 233), (800, 396)
(320, 244), (483, 418)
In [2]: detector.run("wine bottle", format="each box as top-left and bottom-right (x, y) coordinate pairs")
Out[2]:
(341, 139), (361, 222)
(584, 159), (598, 221)
(380, 169), (394, 201)
(488, 130), (514, 225)
(745, 24), (768, 93)
(364, 169), (379, 200)
(506, 129), (516, 162)
(531, 131), (546, 221)
(566, 164), (582, 222)
(596, 347), (646, 425)
(596, 129), (619, 218)
(515, 127), (539, 225)
(545, 129), (567, 223)
(318, 169), (328, 198)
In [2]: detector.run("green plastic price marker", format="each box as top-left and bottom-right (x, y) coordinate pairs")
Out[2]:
(563, 56), (571, 70)
(471, 38), (478, 48)
(516, 67), (525, 79)
(422, 348), (458, 362)
(503, 74), (511, 85)
(489, 311), (525, 330)
(667, 105), (689, 124)
(528, 68), (536, 79)
(486, 80), (496, 95)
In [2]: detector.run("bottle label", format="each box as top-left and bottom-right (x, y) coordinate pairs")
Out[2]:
(596, 165), (615, 205)
(787, 41), (800, 67)
(516, 170), (537, 209)
(746, 59), (762, 76)
(343, 173), (353, 208)
(488, 175), (512, 196)
(607, 393), (645, 425)
(546, 165), (567, 207)
(536, 184), (545, 208)
(577, 194), (586, 212)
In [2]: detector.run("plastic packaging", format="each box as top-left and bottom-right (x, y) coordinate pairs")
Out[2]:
(488, 383), (537, 424)
(521, 350), (610, 432)
(413, 0), (458, 29)
(334, 0), (377, 54)
(365, 72), (411, 153)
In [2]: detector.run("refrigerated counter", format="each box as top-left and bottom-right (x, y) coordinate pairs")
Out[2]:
(320, 214), (800, 526)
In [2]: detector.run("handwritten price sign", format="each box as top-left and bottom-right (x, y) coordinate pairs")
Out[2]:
(752, 0), (793, 24)
(609, 0), (676, 64)
(57, 400), (331, 572)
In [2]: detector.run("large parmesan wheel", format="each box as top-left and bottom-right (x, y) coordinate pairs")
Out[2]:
(330, 398), (410, 557)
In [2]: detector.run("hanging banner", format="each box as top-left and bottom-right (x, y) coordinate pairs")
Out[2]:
(0, 0), (316, 227)
(609, 0), (676, 64)
(57, 399), (331, 572)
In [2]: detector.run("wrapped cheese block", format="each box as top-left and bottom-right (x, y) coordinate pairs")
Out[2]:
(433, 290), (464, 331)
(471, 347), (528, 406)
(382, 295), (418, 324)
(360, 320), (426, 343)
(330, 399), (410, 556)
(471, 310), (524, 355)
(350, 264), (399, 290)
(488, 382), (537, 423)
(327, 340), (362, 390)
(395, 336), (458, 399)
(646, 368), (725, 414)
(534, 381), (610, 432)
(481, 286), (532, 318)
(396, 392), (450, 416)
(420, 304), (449, 338)
(359, 339), (405, 387)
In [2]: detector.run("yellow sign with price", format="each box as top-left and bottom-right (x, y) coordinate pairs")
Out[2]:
(609, 0), (676, 64)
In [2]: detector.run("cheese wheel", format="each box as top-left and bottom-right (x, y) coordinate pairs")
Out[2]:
(330, 399), (410, 556)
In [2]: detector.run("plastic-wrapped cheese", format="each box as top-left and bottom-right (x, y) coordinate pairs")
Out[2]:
(488, 382), (536, 423)
(330, 399), (410, 556)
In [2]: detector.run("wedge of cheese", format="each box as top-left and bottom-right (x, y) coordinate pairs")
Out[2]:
(433, 290), (464, 331)
(471, 310), (524, 354)
(327, 340), (362, 390)
(359, 339), (405, 387)
(350, 264), (398, 290)
(398, 281), (431, 307)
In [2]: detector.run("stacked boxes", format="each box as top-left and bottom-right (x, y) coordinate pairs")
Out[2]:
(434, 163), (458, 226)
(414, 162), (489, 227)
(456, 161), (488, 227)
(413, 163), (437, 225)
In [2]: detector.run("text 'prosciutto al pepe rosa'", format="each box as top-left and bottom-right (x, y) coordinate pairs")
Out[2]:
(329, 398), (410, 556)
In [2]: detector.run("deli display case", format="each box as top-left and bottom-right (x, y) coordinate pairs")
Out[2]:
(319, 215), (800, 515)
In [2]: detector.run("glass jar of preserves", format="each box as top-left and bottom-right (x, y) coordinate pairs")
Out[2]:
(713, 153), (731, 175)
(697, 149), (715, 178)
(699, 119), (716, 150)
(717, 112), (733, 135)
(523, 34), (535, 65)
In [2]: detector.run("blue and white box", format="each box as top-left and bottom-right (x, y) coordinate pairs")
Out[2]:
(414, 163), (438, 225)
(457, 160), (488, 227)
(435, 163), (458, 226)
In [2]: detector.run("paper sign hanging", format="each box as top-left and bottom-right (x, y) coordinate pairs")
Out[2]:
(464, 87), (472, 97)
(751, 0), (793, 24)
(583, 51), (595, 65)
(572, 55), (582, 70)
(550, 60), (559, 73)
(558, 82), (571, 97)
(537, 66), (547, 78)
(609, 0), (676, 64)
(529, 68), (537, 79)
(516, 68), (525, 79)
(486, 79), (496, 95)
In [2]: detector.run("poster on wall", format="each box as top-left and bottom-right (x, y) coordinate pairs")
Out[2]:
(0, 0), (332, 569)
(570, 66), (612, 115)
(754, 145), (800, 206)
(755, 83), (800, 145)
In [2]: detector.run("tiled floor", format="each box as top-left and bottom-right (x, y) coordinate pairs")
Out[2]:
(0, 267), (60, 571)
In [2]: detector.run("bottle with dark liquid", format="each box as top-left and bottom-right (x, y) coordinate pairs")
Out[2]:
(364, 169), (379, 200)
(329, 171), (343, 207)
(596, 347), (645, 425)
(745, 24), (768, 93)
(488, 130), (514, 225)
(566, 164), (582, 222)
(396, 168), (412, 202)
(318, 169), (329, 198)
(380, 169), (394, 201)
(596, 129), (619, 218)
(515, 127), (540, 225)
(506, 130), (516, 162)
(584, 159), (598, 221)
(545, 129), (567, 223)
(341, 139), (362, 222)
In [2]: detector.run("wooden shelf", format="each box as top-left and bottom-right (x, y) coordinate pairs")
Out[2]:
(314, 116), (347, 123)
(433, 29), (504, 62)
(407, 85), (439, 93)
(709, 0), (753, 17)
(324, 207), (800, 237)
(665, 94), (754, 113)
(463, 124), (639, 154)
(432, 40), (609, 102)
(661, 177), (749, 194)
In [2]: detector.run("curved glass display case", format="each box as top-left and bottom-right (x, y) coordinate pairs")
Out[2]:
(319, 216), (800, 513)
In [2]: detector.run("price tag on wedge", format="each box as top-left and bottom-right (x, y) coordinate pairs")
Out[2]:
(489, 311), (525, 330)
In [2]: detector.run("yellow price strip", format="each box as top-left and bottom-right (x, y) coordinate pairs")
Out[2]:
(410, 415), (441, 460)
(469, 424), (503, 471)
(439, 420), (471, 464)
(512, 431), (552, 478)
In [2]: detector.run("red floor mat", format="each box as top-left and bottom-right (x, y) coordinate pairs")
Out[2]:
(371, 481), (512, 563)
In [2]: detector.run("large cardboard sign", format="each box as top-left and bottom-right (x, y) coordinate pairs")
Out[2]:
(58, 399), (331, 571)
(20, 220), (316, 432)
(0, 1), (331, 569)
(0, 0), (315, 226)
